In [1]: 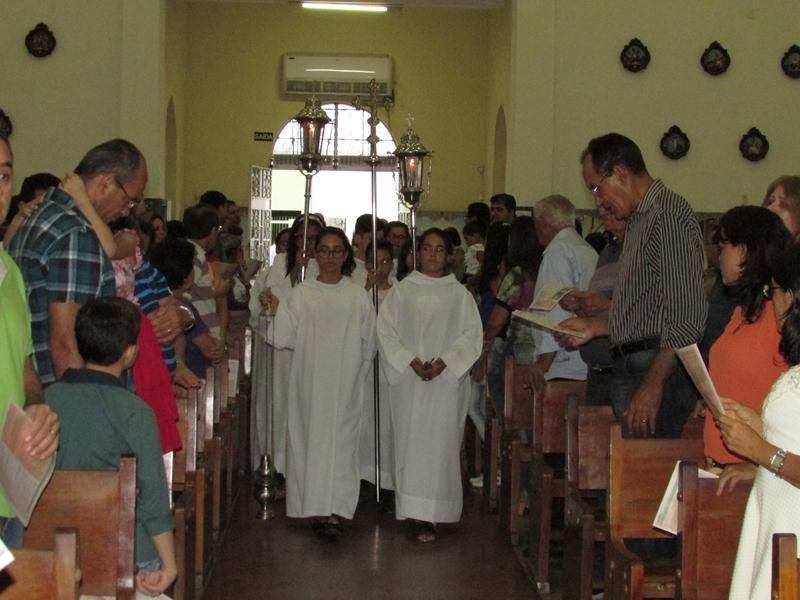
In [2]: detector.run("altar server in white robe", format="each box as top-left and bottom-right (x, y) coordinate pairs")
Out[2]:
(377, 228), (482, 543)
(267, 227), (376, 535)
(249, 216), (322, 475)
(359, 240), (396, 492)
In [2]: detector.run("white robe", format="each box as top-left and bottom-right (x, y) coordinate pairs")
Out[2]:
(269, 276), (376, 519)
(359, 288), (395, 490)
(248, 253), (318, 474)
(377, 271), (482, 523)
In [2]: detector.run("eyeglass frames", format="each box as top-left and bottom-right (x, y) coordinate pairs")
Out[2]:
(114, 177), (139, 209)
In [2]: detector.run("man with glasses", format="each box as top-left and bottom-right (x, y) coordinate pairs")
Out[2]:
(557, 133), (706, 438)
(9, 138), (148, 385)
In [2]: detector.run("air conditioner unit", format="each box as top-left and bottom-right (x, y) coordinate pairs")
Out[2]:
(281, 53), (393, 99)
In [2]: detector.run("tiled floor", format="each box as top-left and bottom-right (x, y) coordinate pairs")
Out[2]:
(203, 485), (535, 599)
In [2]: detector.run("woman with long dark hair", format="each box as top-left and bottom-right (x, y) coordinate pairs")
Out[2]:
(722, 243), (800, 597)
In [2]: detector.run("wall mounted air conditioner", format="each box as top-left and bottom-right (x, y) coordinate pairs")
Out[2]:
(281, 53), (393, 99)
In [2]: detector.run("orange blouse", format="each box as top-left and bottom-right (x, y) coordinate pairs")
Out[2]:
(705, 302), (787, 464)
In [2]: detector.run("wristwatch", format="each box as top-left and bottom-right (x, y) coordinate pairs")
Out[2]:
(768, 448), (789, 477)
(177, 305), (196, 332)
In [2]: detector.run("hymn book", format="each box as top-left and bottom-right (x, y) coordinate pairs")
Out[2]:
(653, 461), (718, 535)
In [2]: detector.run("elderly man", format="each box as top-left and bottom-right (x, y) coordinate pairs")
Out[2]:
(559, 133), (707, 438)
(10, 139), (148, 385)
(0, 135), (60, 547)
(529, 195), (597, 387)
(490, 193), (516, 224)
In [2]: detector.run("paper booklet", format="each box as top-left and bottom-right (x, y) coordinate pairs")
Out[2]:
(512, 310), (588, 339)
(0, 537), (12, 572)
(528, 283), (573, 311)
(675, 344), (725, 416)
(0, 403), (56, 527)
(653, 461), (718, 535)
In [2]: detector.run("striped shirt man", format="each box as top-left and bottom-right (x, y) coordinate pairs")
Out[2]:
(609, 179), (707, 349)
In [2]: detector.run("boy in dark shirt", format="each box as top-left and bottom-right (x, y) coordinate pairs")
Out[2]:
(45, 297), (176, 596)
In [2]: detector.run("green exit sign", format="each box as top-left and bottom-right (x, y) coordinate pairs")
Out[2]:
(253, 131), (273, 142)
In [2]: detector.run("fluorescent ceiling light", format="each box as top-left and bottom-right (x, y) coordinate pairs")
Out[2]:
(306, 68), (377, 74)
(302, 2), (389, 12)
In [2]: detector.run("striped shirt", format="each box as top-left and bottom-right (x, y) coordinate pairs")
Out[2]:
(135, 261), (177, 374)
(183, 240), (220, 339)
(609, 179), (707, 348)
(8, 187), (116, 384)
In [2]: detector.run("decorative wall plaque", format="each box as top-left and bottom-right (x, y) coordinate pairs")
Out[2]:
(25, 23), (56, 58)
(0, 110), (12, 138)
(739, 127), (769, 162)
(659, 126), (690, 160)
(620, 38), (651, 73)
(701, 41), (730, 76)
(782, 45), (800, 79)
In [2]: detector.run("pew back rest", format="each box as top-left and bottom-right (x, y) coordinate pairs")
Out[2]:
(503, 356), (533, 429)
(534, 380), (587, 454)
(773, 533), (800, 600)
(0, 528), (79, 600)
(677, 461), (751, 600)
(608, 423), (704, 540)
(24, 456), (136, 598)
(567, 400), (615, 490)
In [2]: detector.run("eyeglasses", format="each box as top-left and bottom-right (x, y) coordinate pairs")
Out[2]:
(317, 246), (346, 258)
(420, 244), (446, 255)
(589, 175), (608, 195)
(114, 177), (138, 209)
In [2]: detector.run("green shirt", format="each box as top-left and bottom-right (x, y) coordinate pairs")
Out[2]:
(45, 369), (173, 564)
(0, 247), (33, 518)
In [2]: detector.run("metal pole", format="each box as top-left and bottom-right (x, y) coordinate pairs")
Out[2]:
(409, 205), (418, 270)
(300, 173), (313, 281)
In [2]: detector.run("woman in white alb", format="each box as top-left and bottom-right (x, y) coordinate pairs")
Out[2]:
(720, 244), (800, 598)
(266, 227), (375, 536)
(377, 228), (482, 542)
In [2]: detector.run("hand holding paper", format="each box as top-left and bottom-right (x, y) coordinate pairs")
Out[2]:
(675, 344), (725, 416)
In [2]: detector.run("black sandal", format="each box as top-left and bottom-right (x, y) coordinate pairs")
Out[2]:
(323, 515), (342, 537)
(415, 520), (436, 543)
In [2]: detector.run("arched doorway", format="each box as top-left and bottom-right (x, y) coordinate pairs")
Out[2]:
(492, 106), (507, 193)
(270, 103), (401, 238)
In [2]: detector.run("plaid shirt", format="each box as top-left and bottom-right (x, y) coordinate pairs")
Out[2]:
(8, 187), (115, 384)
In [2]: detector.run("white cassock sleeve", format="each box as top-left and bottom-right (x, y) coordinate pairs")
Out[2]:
(360, 294), (378, 371)
(248, 264), (271, 331)
(267, 286), (300, 351)
(376, 289), (415, 385)
(438, 292), (483, 385)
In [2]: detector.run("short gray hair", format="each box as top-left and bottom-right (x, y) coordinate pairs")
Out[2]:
(74, 139), (143, 183)
(533, 194), (576, 230)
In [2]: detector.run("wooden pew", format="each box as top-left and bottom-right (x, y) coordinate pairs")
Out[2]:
(24, 457), (136, 599)
(676, 461), (750, 600)
(605, 423), (704, 600)
(773, 533), (800, 600)
(171, 387), (199, 600)
(481, 400), (501, 512)
(196, 370), (220, 578)
(562, 401), (615, 600)
(498, 356), (533, 541)
(528, 379), (587, 593)
(0, 529), (79, 599)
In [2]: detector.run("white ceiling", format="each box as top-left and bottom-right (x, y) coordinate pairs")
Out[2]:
(188, 0), (504, 8)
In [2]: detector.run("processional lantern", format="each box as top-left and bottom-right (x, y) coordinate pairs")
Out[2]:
(293, 96), (330, 278)
(393, 116), (432, 267)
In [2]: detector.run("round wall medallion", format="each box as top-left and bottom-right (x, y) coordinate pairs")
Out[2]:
(25, 23), (56, 58)
(739, 127), (769, 162)
(620, 38), (651, 73)
(701, 41), (730, 76)
(781, 44), (800, 79)
(0, 110), (12, 138)
(660, 126), (690, 160)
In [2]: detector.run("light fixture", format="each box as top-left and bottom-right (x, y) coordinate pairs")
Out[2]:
(293, 96), (331, 278)
(394, 115), (432, 268)
(301, 2), (388, 13)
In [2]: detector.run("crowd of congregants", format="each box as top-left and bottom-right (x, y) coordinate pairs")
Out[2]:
(2, 131), (800, 597)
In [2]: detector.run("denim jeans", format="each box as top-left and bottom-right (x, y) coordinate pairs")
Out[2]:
(611, 348), (694, 438)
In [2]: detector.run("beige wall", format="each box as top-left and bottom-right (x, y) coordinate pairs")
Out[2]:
(1, 0), (166, 197)
(181, 3), (492, 211)
(165, 0), (189, 213)
(507, 0), (800, 213)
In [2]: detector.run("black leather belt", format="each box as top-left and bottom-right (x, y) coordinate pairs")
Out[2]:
(610, 337), (660, 360)
(590, 365), (613, 374)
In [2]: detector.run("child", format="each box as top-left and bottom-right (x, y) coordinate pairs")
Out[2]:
(150, 238), (224, 378)
(265, 227), (376, 536)
(359, 240), (395, 499)
(462, 219), (487, 283)
(45, 297), (177, 596)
